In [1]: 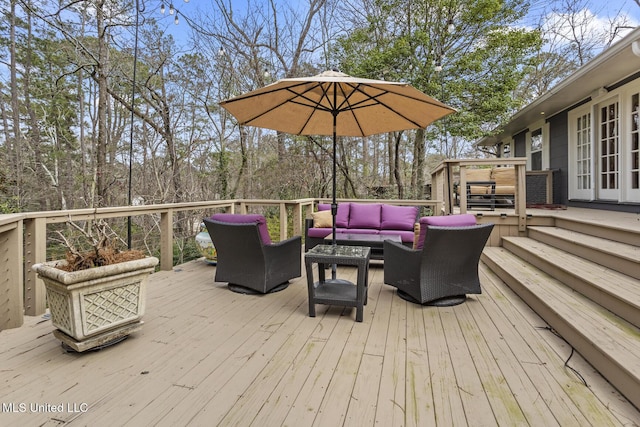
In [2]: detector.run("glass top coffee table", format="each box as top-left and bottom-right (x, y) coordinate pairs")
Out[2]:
(323, 233), (401, 260)
(304, 244), (371, 322)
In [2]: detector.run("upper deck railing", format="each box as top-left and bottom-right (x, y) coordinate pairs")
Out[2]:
(431, 157), (528, 229)
(0, 197), (442, 331)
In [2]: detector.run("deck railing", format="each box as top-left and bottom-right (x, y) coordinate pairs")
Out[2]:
(431, 158), (528, 230)
(0, 197), (442, 330)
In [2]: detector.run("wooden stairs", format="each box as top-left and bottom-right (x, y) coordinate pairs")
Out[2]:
(481, 218), (640, 410)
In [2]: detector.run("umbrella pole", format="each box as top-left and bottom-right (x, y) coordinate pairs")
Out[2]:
(331, 109), (338, 280)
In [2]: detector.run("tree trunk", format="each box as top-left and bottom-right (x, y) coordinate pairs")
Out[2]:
(9, 0), (22, 203)
(411, 128), (426, 199)
(392, 132), (404, 198)
(231, 127), (248, 198)
(95, 1), (110, 207)
(23, 6), (49, 210)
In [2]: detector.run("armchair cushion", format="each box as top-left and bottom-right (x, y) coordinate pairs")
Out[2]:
(415, 214), (476, 249)
(210, 213), (272, 244)
(492, 167), (515, 186)
(466, 168), (492, 181)
(492, 167), (516, 195)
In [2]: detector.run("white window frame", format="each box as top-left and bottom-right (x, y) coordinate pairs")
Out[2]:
(568, 104), (594, 200)
(525, 120), (548, 170)
(596, 95), (620, 200)
(623, 84), (640, 202)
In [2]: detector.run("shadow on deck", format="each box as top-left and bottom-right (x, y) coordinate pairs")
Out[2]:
(1, 255), (639, 426)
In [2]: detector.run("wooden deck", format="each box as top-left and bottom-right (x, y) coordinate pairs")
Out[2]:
(1, 252), (639, 426)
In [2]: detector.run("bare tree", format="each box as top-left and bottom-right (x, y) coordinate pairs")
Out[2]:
(523, 0), (637, 100)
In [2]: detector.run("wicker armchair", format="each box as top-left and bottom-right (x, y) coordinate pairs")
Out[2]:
(383, 223), (494, 306)
(204, 214), (301, 294)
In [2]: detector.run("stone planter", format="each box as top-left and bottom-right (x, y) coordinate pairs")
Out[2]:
(195, 223), (217, 264)
(32, 256), (159, 352)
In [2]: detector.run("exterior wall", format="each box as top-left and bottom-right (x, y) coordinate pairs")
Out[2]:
(548, 112), (569, 205)
(513, 131), (527, 157)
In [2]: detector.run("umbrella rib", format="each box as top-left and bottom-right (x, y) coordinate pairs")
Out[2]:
(222, 82), (334, 126)
(341, 84), (453, 130)
(293, 82), (338, 134)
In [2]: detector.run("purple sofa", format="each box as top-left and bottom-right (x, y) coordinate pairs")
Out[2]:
(304, 203), (419, 257)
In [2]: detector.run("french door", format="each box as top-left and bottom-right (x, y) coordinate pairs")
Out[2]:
(598, 100), (619, 200)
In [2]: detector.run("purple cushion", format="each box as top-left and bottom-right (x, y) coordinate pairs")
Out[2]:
(210, 213), (272, 244)
(381, 205), (418, 231)
(307, 227), (331, 238)
(344, 228), (381, 235)
(348, 203), (382, 229)
(416, 214), (476, 249)
(380, 229), (415, 243)
(317, 203), (350, 228)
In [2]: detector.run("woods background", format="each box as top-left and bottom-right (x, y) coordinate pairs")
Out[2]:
(0, 0), (637, 258)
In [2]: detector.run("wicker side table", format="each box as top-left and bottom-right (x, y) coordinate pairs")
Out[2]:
(304, 244), (371, 322)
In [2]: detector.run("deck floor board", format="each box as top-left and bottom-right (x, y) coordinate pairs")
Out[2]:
(1, 255), (639, 426)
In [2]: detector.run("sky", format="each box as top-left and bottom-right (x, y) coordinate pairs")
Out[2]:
(524, 0), (640, 40)
(158, 0), (640, 48)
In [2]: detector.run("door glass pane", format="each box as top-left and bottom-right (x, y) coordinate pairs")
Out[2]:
(631, 93), (640, 190)
(575, 112), (591, 190)
(599, 101), (619, 191)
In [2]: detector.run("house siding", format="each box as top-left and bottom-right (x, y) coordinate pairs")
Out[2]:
(548, 113), (568, 205)
(514, 131), (527, 157)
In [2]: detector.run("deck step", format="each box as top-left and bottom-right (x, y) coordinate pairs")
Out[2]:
(527, 226), (640, 280)
(481, 246), (640, 411)
(554, 216), (640, 247)
(501, 236), (640, 328)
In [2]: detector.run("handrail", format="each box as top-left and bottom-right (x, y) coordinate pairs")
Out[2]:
(1, 197), (443, 328)
(21, 200), (239, 317)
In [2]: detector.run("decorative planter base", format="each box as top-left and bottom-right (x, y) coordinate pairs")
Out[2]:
(54, 321), (143, 352)
(33, 257), (158, 352)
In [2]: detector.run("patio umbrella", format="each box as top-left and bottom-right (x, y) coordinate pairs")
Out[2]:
(219, 69), (456, 247)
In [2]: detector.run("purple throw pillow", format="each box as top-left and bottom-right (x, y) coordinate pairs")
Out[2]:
(381, 205), (418, 231)
(210, 213), (272, 244)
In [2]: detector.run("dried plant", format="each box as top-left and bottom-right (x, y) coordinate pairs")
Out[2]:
(54, 219), (145, 271)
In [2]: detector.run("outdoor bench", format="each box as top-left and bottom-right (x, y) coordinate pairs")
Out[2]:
(304, 202), (419, 257)
(459, 166), (516, 210)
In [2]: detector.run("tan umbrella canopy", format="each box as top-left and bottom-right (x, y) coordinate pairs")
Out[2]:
(219, 69), (455, 137)
(219, 69), (455, 252)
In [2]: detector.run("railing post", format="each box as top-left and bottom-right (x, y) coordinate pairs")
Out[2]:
(160, 210), (173, 271)
(545, 170), (554, 204)
(24, 217), (47, 316)
(279, 203), (288, 240)
(459, 165), (468, 214)
(291, 203), (302, 238)
(516, 163), (527, 232)
(0, 216), (24, 329)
